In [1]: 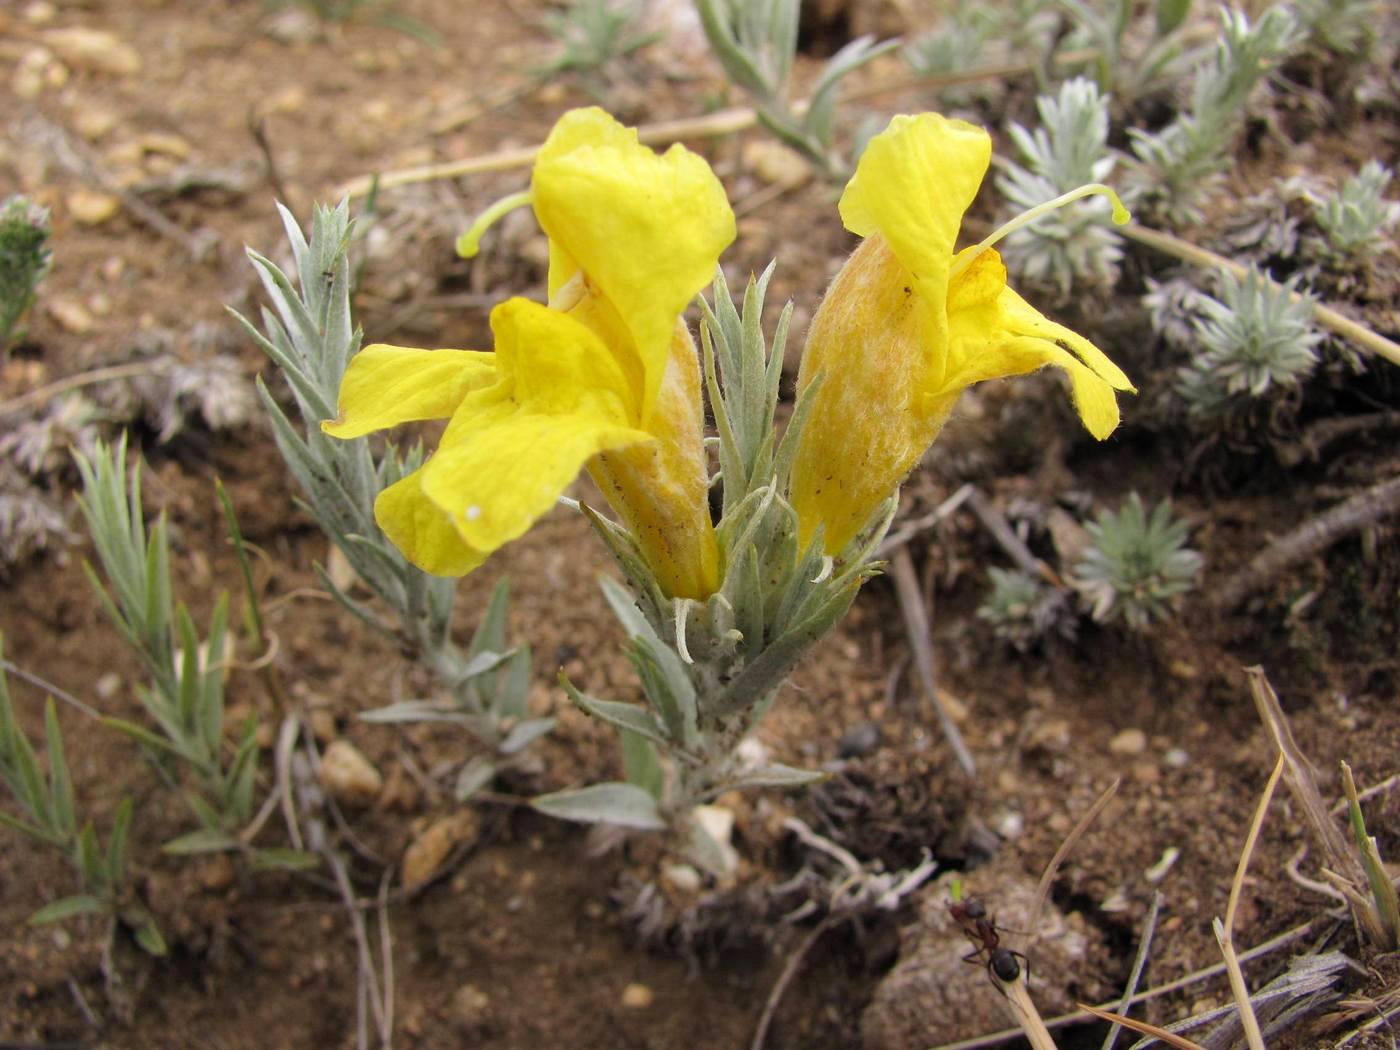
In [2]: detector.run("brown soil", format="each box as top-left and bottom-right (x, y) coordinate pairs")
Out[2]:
(2, 2), (1398, 1049)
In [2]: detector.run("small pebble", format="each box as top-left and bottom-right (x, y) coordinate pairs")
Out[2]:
(134, 132), (192, 160)
(13, 48), (59, 99)
(262, 7), (322, 45)
(401, 811), (480, 890)
(742, 139), (809, 186)
(24, 2), (57, 25)
(74, 106), (118, 141)
(1163, 747), (1190, 768)
(42, 28), (142, 76)
(307, 707), (336, 742)
(198, 853), (236, 891)
(1132, 762), (1161, 785)
(263, 85), (307, 115)
(318, 740), (383, 806)
(837, 720), (882, 758)
(661, 863), (702, 895)
(1168, 659), (1199, 679)
(67, 189), (120, 226)
(47, 297), (94, 333)
(450, 983), (491, 1030)
(1109, 728), (1147, 755)
(621, 983), (654, 1009)
(990, 808), (1024, 840)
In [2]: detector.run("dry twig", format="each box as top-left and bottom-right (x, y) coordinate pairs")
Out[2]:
(1121, 223), (1400, 368)
(993, 968), (1058, 1050)
(336, 107), (756, 198)
(336, 47), (1108, 200)
(890, 546), (976, 776)
(750, 914), (841, 1050)
(1213, 476), (1400, 610)
(16, 110), (217, 261)
(1032, 778), (1120, 928)
(877, 482), (974, 555)
(0, 360), (176, 420)
(1078, 1003), (1206, 1049)
(1101, 891), (1163, 1050)
(1246, 667), (1390, 946)
(964, 486), (1063, 587)
(1214, 753), (1285, 1050)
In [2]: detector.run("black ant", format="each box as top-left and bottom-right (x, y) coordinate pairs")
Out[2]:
(948, 897), (1030, 988)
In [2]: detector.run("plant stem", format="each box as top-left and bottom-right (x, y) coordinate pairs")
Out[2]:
(1121, 223), (1400, 367)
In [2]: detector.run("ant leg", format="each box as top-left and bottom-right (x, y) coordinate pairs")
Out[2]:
(1012, 950), (1031, 986)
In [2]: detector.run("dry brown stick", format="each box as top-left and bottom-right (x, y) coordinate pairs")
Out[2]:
(843, 47), (1101, 104)
(0, 657), (104, 721)
(750, 915), (841, 1050)
(890, 546), (976, 776)
(335, 47), (1109, 200)
(1276, 411), (1400, 467)
(1076, 1004), (1206, 1050)
(429, 79), (540, 135)
(247, 108), (293, 208)
(1032, 778), (1121, 928)
(18, 110), (217, 261)
(335, 107), (758, 199)
(1214, 753), (1284, 1050)
(1120, 223), (1400, 368)
(732, 174), (807, 219)
(1213, 475), (1400, 609)
(1102, 890), (1163, 1050)
(877, 482), (975, 555)
(0, 360), (175, 420)
(1248, 669), (1363, 881)
(994, 969), (1059, 1050)
(964, 486), (1064, 588)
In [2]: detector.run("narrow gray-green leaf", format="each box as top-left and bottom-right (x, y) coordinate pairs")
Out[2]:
(722, 763), (829, 791)
(498, 717), (556, 755)
(562, 678), (669, 748)
(532, 783), (666, 830)
(162, 828), (239, 854)
(29, 894), (107, 926)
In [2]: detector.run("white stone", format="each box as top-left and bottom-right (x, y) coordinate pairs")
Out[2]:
(319, 740), (383, 806)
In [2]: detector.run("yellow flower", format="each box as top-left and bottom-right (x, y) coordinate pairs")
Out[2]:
(323, 108), (734, 598)
(789, 113), (1135, 554)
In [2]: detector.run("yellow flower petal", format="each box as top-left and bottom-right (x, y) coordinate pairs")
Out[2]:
(421, 298), (653, 553)
(532, 108), (638, 298)
(995, 283), (1136, 393)
(321, 344), (496, 439)
(482, 296), (638, 422)
(837, 113), (991, 370)
(531, 107), (736, 423)
(374, 468), (488, 577)
(942, 252), (1127, 440)
(422, 404), (652, 552)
